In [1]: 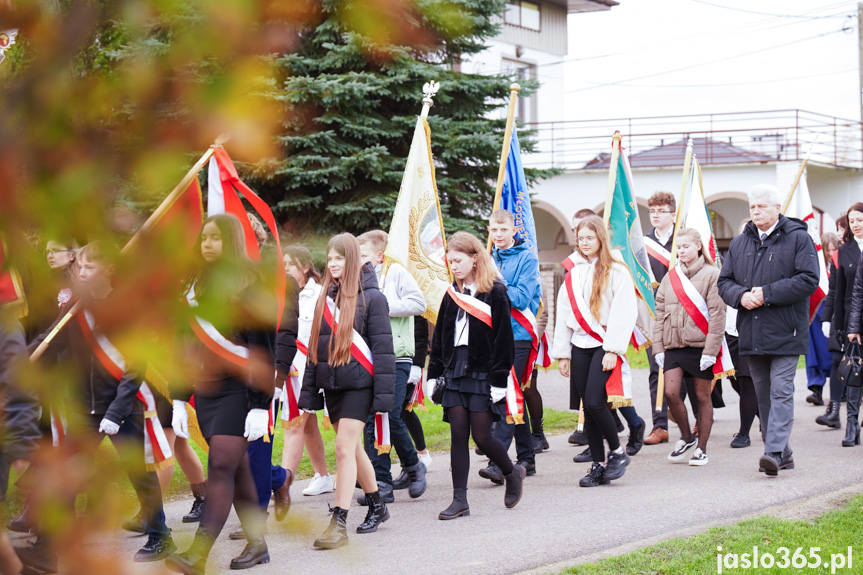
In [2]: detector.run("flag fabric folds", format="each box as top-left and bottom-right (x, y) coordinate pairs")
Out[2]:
(677, 154), (721, 266)
(384, 117), (451, 322)
(499, 129), (539, 255)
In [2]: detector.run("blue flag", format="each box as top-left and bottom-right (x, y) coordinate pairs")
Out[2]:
(499, 129), (538, 255)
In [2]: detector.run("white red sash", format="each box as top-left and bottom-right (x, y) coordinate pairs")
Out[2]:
(186, 284), (250, 369)
(50, 406), (66, 447)
(535, 332), (552, 370)
(446, 286), (525, 424)
(406, 369), (427, 412)
(511, 307), (540, 385)
(281, 337), (307, 429)
(76, 311), (173, 470)
(667, 267), (735, 380)
(644, 236), (671, 268)
(563, 270), (633, 408)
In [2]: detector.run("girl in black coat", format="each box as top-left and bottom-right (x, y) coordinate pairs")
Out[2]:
(427, 231), (524, 520)
(298, 233), (395, 549)
(167, 214), (276, 575)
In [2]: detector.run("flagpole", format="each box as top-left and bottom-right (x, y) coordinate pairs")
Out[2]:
(29, 139), (226, 362)
(602, 132), (622, 226)
(669, 137), (694, 268)
(781, 137), (818, 214)
(487, 83), (521, 252)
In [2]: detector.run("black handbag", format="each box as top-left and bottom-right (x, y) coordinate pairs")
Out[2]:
(838, 341), (863, 388)
(430, 374), (446, 405)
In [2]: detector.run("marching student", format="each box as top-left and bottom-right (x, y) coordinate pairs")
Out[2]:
(427, 231), (525, 518)
(553, 216), (635, 487)
(653, 228), (726, 466)
(357, 230), (427, 503)
(167, 214), (276, 575)
(480, 209), (540, 484)
(815, 230), (845, 429)
(297, 233), (395, 549)
(280, 245), (333, 496)
(529, 293), (550, 453)
(21, 241), (175, 572)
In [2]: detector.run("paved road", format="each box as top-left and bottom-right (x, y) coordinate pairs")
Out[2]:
(80, 368), (863, 574)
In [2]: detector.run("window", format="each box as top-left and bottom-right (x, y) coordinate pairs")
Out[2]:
(505, 1), (541, 31)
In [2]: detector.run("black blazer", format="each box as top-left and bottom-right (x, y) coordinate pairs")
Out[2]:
(822, 242), (861, 352)
(428, 280), (514, 389)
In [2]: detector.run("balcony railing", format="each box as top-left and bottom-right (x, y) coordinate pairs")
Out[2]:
(522, 109), (863, 171)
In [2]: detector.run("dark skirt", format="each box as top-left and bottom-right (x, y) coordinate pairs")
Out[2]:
(195, 390), (248, 439)
(727, 334), (750, 378)
(665, 346), (714, 380)
(324, 388), (373, 424)
(441, 346), (506, 423)
(156, 393), (172, 429)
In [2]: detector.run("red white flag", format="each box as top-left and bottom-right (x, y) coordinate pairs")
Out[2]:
(784, 168), (828, 321)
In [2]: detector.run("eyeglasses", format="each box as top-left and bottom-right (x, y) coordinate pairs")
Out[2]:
(577, 236), (596, 243)
(648, 210), (674, 215)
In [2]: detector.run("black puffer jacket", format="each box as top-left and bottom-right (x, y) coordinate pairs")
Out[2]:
(823, 242), (860, 352)
(428, 279), (514, 389)
(298, 263), (395, 414)
(718, 215), (819, 356)
(845, 250), (863, 335)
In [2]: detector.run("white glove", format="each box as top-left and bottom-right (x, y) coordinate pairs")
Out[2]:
(408, 365), (422, 385)
(98, 418), (120, 435)
(699, 354), (717, 371)
(424, 378), (437, 403)
(490, 386), (506, 403)
(172, 400), (190, 439)
(822, 321), (831, 339)
(273, 385), (283, 402)
(654, 352), (665, 369)
(244, 408), (269, 442)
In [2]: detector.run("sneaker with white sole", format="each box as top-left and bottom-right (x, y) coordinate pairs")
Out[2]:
(688, 447), (708, 466)
(667, 437), (697, 463)
(302, 473), (335, 496)
(418, 451), (432, 471)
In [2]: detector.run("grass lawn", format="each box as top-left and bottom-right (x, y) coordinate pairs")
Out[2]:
(563, 495), (863, 575)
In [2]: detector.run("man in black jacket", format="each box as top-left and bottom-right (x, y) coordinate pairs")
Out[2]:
(718, 185), (819, 476)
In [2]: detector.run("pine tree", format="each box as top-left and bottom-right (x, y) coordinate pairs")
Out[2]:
(246, 0), (556, 236)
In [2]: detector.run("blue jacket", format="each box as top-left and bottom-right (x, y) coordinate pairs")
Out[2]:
(493, 238), (541, 342)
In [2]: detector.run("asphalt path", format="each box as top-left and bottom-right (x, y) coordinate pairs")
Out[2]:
(68, 368), (863, 574)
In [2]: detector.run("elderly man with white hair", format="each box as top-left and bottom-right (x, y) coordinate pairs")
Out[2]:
(718, 184), (819, 476)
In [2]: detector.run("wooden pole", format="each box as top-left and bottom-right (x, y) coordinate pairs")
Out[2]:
(487, 83), (521, 252)
(602, 132), (622, 226)
(781, 137), (817, 214)
(669, 137), (694, 268)
(655, 368), (665, 413)
(29, 142), (224, 362)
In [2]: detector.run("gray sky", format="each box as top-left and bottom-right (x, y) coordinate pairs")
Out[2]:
(565, 0), (860, 121)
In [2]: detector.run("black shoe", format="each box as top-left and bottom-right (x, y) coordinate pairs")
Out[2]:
(815, 400), (841, 428)
(439, 488), (470, 520)
(842, 417), (861, 447)
(730, 433), (751, 448)
(478, 462), (505, 485)
(122, 510), (148, 535)
(503, 464), (526, 508)
(568, 429), (588, 445)
(356, 481), (394, 505)
(531, 418), (549, 452)
(806, 388), (824, 406)
(572, 447), (592, 463)
(183, 498), (205, 523)
(314, 507), (348, 549)
(134, 535), (176, 562)
(165, 528), (214, 575)
(229, 539), (270, 570)
(7, 500), (34, 534)
(578, 462), (609, 487)
(228, 527), (246, 540)
(759, 452), (781, 476)
(14, 537), (58, 574)
(405, 462), (427, 498)
(392, 468), (410, 490)
(603, 449), (630, 481)
(626, 419), (646, 456)
(356, 492), (390, 533)
(517, 459), (536, 476)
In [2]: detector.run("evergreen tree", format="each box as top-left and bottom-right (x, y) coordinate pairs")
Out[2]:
(246, 0), (556, 236)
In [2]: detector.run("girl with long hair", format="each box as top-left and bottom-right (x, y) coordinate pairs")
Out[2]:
(552, 216), (637, 487)
(166, 214), (276, 575)
(297, 233), (395, 549)
(426, 231), (524, 519)
(280, 245), (333, 495)
(653, 228), (725, 466)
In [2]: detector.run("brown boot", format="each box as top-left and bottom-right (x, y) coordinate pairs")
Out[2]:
(644, 427), (669, 445)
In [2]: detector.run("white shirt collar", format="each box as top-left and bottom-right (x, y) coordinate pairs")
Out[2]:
(855, 236), (863, 250)
(759, 220), (779, 239)
(654, 226), (673, 245)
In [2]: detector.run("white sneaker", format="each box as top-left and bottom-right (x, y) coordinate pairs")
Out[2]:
(689, 447), (708, 466)
(667, 437), (697, 463)
(302, 473), (335, 496)
(418, 451), (432, 471)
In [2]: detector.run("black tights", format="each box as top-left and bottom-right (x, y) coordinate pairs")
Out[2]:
(665, 369), (713, 450)
(448, 406), (513, 489)
(402, 384), (427, 451)
(199, 435), (264, 545)
(571, 345), (620, 462)
(523, 369), (544, 420)
(729, 373), (758, 436)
